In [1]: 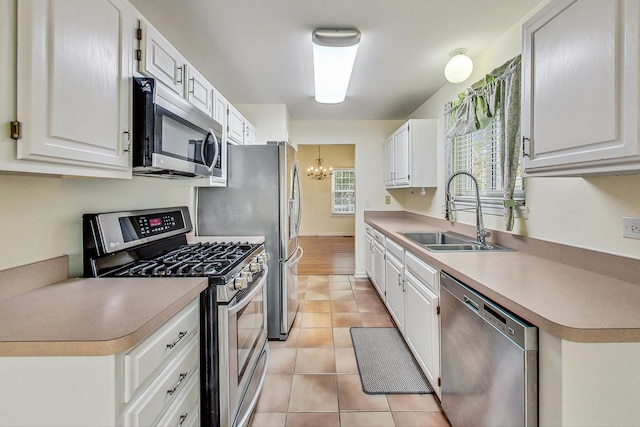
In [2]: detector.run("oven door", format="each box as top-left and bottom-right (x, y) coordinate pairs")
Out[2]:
(219, 267), (269, 427)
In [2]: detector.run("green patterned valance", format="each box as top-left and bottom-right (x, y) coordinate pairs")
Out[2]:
(445, 55), (521, 138)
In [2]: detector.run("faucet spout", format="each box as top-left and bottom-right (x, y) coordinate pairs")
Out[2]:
(445, 171), (491, 246)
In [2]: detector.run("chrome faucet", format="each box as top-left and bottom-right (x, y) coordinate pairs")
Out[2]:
(445, 171), (491, 246)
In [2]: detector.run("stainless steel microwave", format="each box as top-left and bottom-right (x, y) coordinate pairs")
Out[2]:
(132, 77), (226, 183)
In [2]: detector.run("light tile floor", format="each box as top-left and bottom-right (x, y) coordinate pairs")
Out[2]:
(249, 274), (451, 427)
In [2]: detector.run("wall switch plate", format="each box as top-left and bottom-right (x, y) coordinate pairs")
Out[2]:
(622, 217), (640, 239)
(385, 196), (391, 204)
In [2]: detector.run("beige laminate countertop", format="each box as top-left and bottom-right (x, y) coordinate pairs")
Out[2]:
(0, 276), (207, 357)
(366, 214), (640, 343)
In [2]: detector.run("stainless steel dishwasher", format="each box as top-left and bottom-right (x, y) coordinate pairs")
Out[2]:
(440, 272), (538, 427)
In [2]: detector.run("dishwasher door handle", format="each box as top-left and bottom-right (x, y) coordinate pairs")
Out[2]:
(463, 294), (479, 311)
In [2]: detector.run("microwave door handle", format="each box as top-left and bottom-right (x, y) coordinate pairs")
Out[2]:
(202, 129), (218, 172)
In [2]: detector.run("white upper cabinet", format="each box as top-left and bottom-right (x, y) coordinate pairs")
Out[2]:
(522, 0), (640, 176)
(186, 66), (214, 117)
(213, 89), (229, 133)
(138, 19), (186, 98)
(383, 135), (394, 186)
(393, 123), (411, 186)
(244, 120), (256, 145)
(384, 119), (437, 188)
(227, 103), (245, 145)
(13, 0), (133, 178)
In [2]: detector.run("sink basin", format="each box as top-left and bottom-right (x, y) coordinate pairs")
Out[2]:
(400, 232), (469, 245)
(400, 231), (513, 252)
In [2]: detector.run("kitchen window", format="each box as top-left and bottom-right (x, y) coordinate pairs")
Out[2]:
(444, 55), (525, 230)
(449, 111), (525, 212)
(332, 169), (355, 215)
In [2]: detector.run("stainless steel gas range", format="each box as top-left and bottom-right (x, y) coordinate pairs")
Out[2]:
(82, 206), (269, 427)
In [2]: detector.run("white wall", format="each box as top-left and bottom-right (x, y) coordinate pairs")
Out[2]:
(236, 104), (290, 144)
(290, 120), (403, 275)
(403, 1), (640, 260)
(0, 175), (193, 276)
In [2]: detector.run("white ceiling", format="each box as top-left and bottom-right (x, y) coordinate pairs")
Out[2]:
(130, 0), (541, 121)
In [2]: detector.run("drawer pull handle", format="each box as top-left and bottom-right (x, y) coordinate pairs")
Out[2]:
(166, 331), (188, 349)
(178, 413), (188, 427)
(167, 372), (188, 396)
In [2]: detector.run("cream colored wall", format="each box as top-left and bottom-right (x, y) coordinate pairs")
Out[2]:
(403, 1), (640, 260)
(0, 174), (193, 276)
(298, 144), (355, 236)
(290, 120), (403, 272)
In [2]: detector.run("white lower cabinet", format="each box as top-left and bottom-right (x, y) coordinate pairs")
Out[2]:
(404, 251), (440, 397)
(384, 238), (405, 334)
(0, 298), (200, 427)
(372, 231), (385, 298)
(123, 298), (200, 426)
(364, 226), (374, 278)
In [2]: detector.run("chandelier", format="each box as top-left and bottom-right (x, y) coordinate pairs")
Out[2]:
(306, 146), (332, 180)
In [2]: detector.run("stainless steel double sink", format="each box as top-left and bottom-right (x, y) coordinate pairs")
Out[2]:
(400, 232), (513, 252)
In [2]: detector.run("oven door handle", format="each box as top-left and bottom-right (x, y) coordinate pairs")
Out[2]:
(228, 266), (268, 316)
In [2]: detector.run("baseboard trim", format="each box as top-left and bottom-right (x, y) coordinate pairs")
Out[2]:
(353, 271), (368, 279)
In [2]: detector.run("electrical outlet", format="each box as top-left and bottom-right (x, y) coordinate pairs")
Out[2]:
(623, 217), (640, 239)
(385, 196), (391, 204)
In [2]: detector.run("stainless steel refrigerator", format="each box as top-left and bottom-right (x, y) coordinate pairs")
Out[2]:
(196, 141), (303, 340)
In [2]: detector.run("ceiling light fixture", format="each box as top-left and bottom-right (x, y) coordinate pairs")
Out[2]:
(306, 146), (332, 180)
(444, 49), (473, 84)
(312, 29), (361, 104)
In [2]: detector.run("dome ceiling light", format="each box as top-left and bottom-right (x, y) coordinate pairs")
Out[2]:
(444, 48), (473, 84)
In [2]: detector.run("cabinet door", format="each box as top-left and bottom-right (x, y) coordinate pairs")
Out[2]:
(227, 104), (245, 145)
(384, 136), (395, 186)
(405, 271), (440, 396)
(364, 234), (373, 278)
(139, 19), (186, 98)
(372, 242), (385, 298)
(16, 0), (132, 175)
(244, 121), (256, 145)
(186, 66), (213, 117)
(393, 124), (410, 186)
(522, 0), (640, 175)
(384, 255), (404, 334)
(212, 89), (228, 143)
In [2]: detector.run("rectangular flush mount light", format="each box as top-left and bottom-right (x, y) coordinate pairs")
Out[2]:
(312, 29), (361, 104)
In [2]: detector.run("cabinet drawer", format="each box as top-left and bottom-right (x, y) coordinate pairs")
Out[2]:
(385, 238), (404, 262)
(365, 224), (374, 237)
(373, 229), (385, 245)
(154, 371), (200, 427)
(124, 335), (199, 426)
(405, 252), (438, 294)
(124, 299), (199, 402)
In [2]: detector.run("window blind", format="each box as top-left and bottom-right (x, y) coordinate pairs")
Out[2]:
(451, 112), (524, 202)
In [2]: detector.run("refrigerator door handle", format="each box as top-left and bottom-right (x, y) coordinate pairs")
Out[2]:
(290, 161), (302, 239)
(290, 246), (304, 266)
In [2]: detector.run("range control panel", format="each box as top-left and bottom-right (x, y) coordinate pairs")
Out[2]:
(120, 210), (186, 242)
